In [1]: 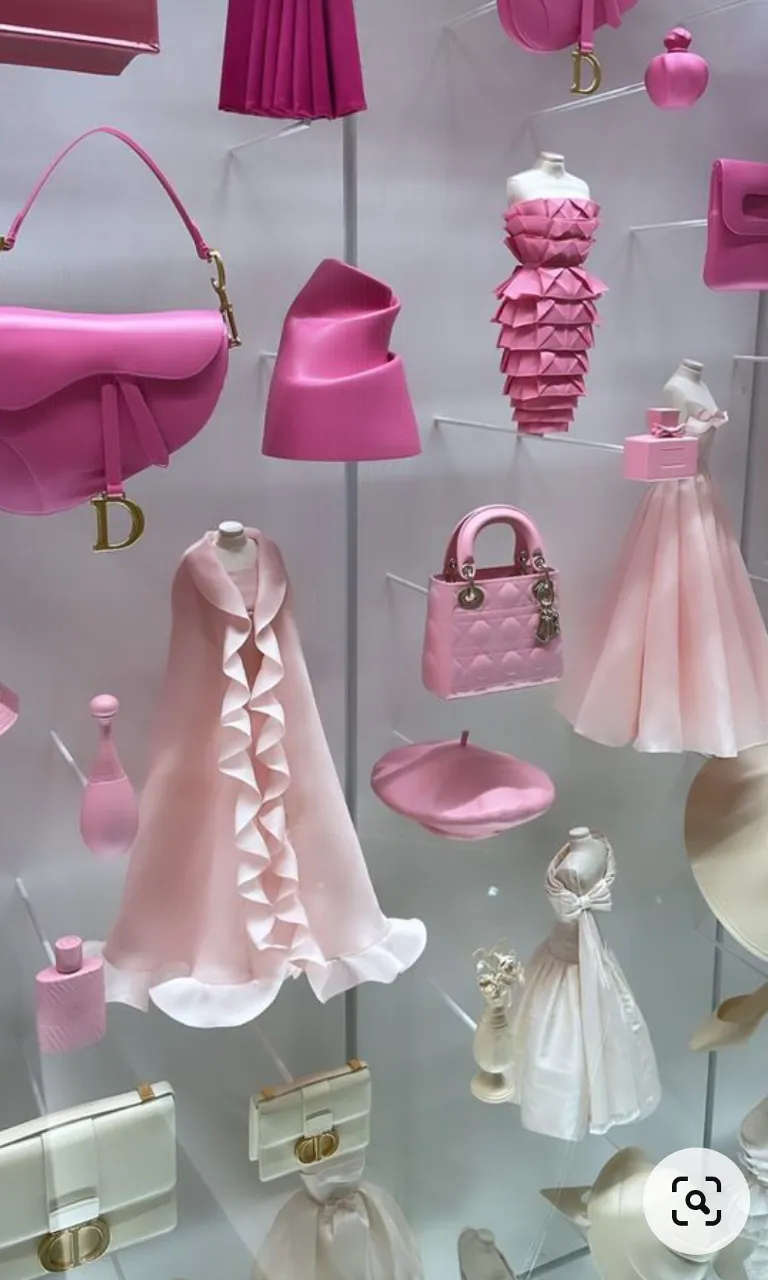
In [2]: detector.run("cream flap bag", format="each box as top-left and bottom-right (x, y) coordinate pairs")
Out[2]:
(0, 1082), (176, 1280)
(249, 1060), (371, 1182)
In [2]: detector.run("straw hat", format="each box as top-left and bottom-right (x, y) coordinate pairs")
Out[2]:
(685, 746), (768, 962)
(542, 1148), (747, 1280)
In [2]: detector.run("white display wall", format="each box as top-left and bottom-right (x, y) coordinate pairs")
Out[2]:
(1, 1), (768, 1277)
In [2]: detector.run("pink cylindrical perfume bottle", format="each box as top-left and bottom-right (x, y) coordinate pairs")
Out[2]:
(36, 936), (106, 1054)
(80, 694), (139, 859)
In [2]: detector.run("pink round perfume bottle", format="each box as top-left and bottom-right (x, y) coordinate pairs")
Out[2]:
(645, 29), (709, 110)
(80, 694), (138, 859)
(36, 937), (106, 1054)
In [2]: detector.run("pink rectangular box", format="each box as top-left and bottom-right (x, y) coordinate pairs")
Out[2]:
(623, 434), (698, 481)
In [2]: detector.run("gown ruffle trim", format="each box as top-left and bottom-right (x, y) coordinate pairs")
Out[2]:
(93, 580), (425, 1029)
(493, 198), (606, 435)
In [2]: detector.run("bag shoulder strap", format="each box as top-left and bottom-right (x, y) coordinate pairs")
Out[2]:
(1, 126), (210, 260)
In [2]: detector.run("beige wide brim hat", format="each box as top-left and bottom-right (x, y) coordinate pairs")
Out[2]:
(542, 1148), (747, 1280)
(685, 746), (768, 963)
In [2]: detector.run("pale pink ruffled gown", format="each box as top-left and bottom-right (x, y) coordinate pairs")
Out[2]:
(98, 530), (425, 1028)
(493, 198), (606, 435)
(559, 418), (768, 756)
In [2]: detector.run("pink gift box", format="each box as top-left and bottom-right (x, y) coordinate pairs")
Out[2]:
(623, 433), (698, 481)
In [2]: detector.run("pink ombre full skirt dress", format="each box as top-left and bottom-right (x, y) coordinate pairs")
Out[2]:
(493, 198), (606, 435)
(559, 419), (768, 756)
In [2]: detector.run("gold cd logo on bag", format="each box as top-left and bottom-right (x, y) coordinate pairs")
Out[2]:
(38, 1219), (111, 1272)
(295, 1129), (340, 1166)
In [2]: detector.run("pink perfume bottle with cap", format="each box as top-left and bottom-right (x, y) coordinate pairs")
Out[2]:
(645, 29), (709, 109)
(80, 694), (138, 859)
(36, 937), (106, 1054)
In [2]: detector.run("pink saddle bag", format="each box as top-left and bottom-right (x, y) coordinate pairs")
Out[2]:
(0, 1), (159, 76)
(422, 504), (563, 700)
(0, 126), (240, 550)
(496, 0), (639, 94)
(703, 159), (768, 291)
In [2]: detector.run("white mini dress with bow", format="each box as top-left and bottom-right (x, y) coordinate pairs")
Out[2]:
(510, 838), (660, 1141)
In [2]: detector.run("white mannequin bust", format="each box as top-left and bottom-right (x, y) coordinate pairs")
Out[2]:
(214, 520), (258, 572)
(506, 152), (590, 206)
(663, 359), (719, 426)
(558, 827), (606, 896)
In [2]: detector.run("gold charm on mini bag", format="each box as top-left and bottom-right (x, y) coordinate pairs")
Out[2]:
(530, 551), (561, 645)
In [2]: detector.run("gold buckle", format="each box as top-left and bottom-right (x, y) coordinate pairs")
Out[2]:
(571, 47), (602, 95)
(295, 1129), (340, 1166)
(38, 1219), (111, 1273)
(91, 492), (146, 553)
(208, 250), (241, 349)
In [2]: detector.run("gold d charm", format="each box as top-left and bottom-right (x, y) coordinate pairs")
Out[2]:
(38, 1219), (111, 1273)
(91, 493), (146, 553)
(571, 47), (602, 96)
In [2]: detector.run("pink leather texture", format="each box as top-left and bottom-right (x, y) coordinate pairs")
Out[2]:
(371, 737), (555, 840)
(493, 200), (606, 435)
(496, 0), (638, 53)
(422, 505), (563, 701)
(219, 0), (367, 121)
(0, 0), (159, 75)
(0, 128), (229, 514)
(644, 29), (709, 110)
(704, 159), (768, 291)
(263, 258), (421, 462)
(0, 310), (228, 514)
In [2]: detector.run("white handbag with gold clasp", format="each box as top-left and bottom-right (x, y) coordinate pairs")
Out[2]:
(249, 1060), (371, 1182)
(0, 1082), (176, 1280)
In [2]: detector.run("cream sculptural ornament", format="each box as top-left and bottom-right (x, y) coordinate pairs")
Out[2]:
(471, 942), (524, 1104)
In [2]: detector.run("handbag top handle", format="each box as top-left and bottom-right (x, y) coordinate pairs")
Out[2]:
(443, 504), (549, 577)
(1, 126), (210, 258)
(0, 126), (241, 347)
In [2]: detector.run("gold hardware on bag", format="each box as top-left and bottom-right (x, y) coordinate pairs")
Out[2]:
(457, 563), (485, 611)
(208, 250), (241, 349)
(137, 1083), (155, 1102)
(38, 1219), (111, 1273)
(91, 492), (146, 552)
(295, 1129), (340, 1166)
(571, 47), (602, 95)
(530, 550), (560, 644)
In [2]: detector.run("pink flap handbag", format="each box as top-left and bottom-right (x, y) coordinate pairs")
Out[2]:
(422, 505), (563, 701)
(0, 1), (159, 76)
(703, 159), (768, 291)
(496, 0), (639, 94)
(0, 127), (240, 551)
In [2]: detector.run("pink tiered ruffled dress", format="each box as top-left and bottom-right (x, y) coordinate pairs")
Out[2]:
(493, 199), (606, 435)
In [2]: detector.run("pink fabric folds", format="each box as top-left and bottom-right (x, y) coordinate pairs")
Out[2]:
(559, 424), (768, 756)
(493, 198), (606, 435)
(263, 259), (421, 462)
(219, 0), (367, 121)
(98, 530), (425, 1027)
(0, 682), (19, 736)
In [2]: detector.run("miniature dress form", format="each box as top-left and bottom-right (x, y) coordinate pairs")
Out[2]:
(98, 529), (425, 1028)
(560, 360), (768, 756)
(493, 153), (606, 435)
(509, 829), (660, 1141)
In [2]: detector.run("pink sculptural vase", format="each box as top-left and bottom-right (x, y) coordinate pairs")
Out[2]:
(80, 695), (138, 859)
(645, 29), (709, 109)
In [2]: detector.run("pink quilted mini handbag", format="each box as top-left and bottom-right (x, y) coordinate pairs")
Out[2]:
(0, 127), (240, 551)
(422, 504), (563, 700)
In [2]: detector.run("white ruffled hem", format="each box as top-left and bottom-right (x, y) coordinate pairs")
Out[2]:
(88, 917), (426, 1029)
